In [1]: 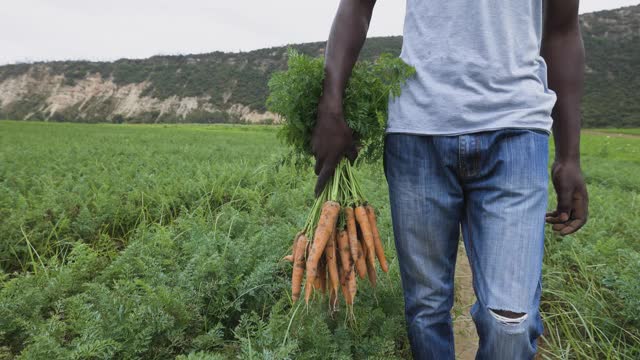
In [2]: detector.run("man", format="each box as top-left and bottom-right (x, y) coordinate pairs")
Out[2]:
(311, 0), (589, 359)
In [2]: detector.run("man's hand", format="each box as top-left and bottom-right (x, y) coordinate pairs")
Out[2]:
(546, 161), (588, 235)
(311, 101), (358, 197)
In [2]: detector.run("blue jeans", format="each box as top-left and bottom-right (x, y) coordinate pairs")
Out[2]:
(384, 129), (549, 360)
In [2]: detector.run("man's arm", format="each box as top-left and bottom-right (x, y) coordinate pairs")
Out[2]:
(541, 0), (589, 235)
(311, 0), (376, 196)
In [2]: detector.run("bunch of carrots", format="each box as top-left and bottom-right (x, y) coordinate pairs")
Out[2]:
(268, 50), (413, 313)
(284, 159), (388, 312)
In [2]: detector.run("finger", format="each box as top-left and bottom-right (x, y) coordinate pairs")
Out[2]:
(545, 211), (558, 218)
(545, 210), (560, 223)
(546, 211), (569, 224)
(551, 216), (586, 234)
(546, 216), (566, 224)
(559, 218), (587, 236)
(346, 143), (358, 164)
(314, 155), (324, 176)
(546, 216), (568, 224)
(556, 189), (573, 222)
(571, 193), (588, 222)
(558, 195), (588, 235)
(314, 174), (328, 198)
(547, 211), (570, 224)
(556, 185), (575, 214)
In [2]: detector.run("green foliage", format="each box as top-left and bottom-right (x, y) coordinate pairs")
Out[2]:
(0, 122), (639, 359)
(538, 134), (640, 359)
(267, 50), (415, 162)
(0, 122), (283, 272)
(266, 52), (324, 159)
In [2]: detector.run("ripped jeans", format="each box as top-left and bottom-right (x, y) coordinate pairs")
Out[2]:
(384, 129), (548, 360)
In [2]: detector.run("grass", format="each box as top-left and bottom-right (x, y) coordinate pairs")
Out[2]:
(539, 130), (640, 359)
(0, 121), (282, 272)
(0, 120), (639, 359)
(590, 128), (640, 136)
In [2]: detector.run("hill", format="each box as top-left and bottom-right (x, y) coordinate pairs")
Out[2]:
(580, 5), (640, 127)
(0, 5), (638, 126)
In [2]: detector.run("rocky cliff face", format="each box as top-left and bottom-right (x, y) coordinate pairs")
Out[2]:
(0, 5), (638, 126)
(0, 62), (278, 124)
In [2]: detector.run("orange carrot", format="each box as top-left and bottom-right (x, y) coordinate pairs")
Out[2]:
(336, 229), (352, 273)
(304, 201), (341, 303)
(336, 254), (356, 305)
(340, 266), (356, 305)
(291, 235), (308, 302)
(304, 203), (340, 303)
(355, 206), (375, 261)
(365, 250), (377, 288)
(284, 232), (304, 263)
(354, 239), (368, 280)
(346, 207), (367, 279)
(345, 207), (359, 260)
(347, 266), (357, 304)
(359, 233), (376, 287)
(324, 230), (340, 296)
(291, 231), (303, 259)
(317, 259), (327, 294)
(339, 265), (350, 304)
(366, 205), (388, 273)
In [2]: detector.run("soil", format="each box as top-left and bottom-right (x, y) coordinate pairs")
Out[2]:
(453, 243), (479, 359)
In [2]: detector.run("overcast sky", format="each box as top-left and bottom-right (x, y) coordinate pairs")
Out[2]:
(1, 0), (638, 65)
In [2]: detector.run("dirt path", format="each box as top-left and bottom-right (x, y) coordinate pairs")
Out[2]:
(582, 130), (640, 139)
(453, 243), (479, 359)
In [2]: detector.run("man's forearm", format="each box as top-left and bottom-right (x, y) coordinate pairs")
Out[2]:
(321, 0), (376, 109)
(311, 0), (375, 195)
(541, 1), (585, 163)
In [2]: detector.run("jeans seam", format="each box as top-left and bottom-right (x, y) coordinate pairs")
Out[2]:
(463, 203), (476, 301)
(458, 136), (464, 178)
(472, 136), (480, 177)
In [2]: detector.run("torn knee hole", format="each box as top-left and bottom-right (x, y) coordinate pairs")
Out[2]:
(492, 309), (526, 319)
(488, 309), (528, 325)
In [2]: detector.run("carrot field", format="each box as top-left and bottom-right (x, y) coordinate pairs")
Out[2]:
(1, 121), (639, 359)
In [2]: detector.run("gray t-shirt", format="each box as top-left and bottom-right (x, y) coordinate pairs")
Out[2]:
(387, 0), (557, 135)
